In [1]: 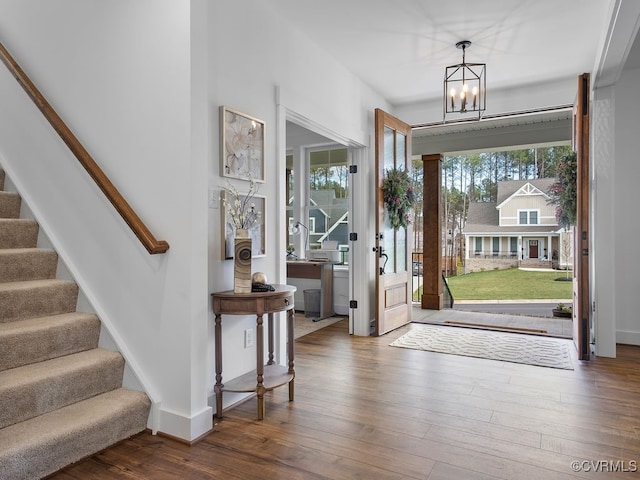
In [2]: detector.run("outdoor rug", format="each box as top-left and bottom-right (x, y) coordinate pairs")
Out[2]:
(390, 324), (573, 370)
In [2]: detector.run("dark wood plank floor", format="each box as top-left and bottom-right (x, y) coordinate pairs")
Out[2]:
(51, 320), (640, 479)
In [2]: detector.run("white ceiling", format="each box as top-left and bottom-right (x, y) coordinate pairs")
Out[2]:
(269, 0), (616, 107)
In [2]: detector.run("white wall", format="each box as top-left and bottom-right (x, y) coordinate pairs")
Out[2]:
(592, 85), (617, 356)
(611, 67), (640, 345)
(593, 68), (640, 352)
(591, 0), (640, 353)
(206, 0), (389, 404)
(0, 0), (212, 440)
(0, 0), (390, 441)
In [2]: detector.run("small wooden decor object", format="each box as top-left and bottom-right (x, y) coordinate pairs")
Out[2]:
(234, 236), (252, 293)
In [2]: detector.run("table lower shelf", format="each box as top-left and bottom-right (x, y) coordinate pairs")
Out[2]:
(223, 364), (294, 393)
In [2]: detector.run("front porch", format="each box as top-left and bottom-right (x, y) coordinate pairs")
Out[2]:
(518, 258), (555, 269)
(464, 256), (556, 273)
(464, 233), (564, 273)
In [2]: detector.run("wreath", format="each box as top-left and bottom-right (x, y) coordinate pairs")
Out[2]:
(381, 167), (415, 230)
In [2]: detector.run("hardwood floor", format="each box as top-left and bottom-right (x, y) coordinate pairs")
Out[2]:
(52, 320), (640, 479)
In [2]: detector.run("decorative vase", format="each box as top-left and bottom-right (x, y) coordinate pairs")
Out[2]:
(234, 229), (252, 293)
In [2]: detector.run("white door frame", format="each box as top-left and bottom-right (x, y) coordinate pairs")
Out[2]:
(275, 92), (369, 341)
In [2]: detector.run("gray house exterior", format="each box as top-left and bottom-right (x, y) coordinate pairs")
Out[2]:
(462, 178), (573, 273)
(287, 189), (349, 262)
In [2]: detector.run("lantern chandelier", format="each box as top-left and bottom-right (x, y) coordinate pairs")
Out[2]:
(443, 40), (486, 122)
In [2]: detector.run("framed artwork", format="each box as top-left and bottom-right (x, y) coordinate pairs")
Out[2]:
(221, 191), (266, 259)
(220, 106), (265, 182)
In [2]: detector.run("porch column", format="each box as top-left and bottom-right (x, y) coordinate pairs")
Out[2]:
(546, 234), (552, 260)
(518, 236), (523, 260)
(421, 154), (443, 310)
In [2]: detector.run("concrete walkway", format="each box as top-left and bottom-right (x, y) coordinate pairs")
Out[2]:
(412, 305), (573, 338)
(410, 269), (574, 338)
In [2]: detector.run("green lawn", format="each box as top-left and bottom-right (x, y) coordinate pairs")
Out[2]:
(445, 268), (573, 300)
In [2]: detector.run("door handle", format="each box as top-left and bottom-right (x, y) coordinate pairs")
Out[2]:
(373, 246), (386, 257)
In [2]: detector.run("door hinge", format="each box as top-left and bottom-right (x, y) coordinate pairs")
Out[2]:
(349, 232), (358, 241)
(349, 300), (358, 309)
(349, 165), (357, 174)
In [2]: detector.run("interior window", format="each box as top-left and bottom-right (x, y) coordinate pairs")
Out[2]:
(286, 164), (294, 253)
(287, 147), (350, 264)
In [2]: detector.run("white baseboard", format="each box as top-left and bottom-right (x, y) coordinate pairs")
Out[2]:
(158, 406), (213, 442)
(616, 329), (640, 346)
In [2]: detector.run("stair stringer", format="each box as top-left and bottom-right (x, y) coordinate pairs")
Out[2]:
(0, 162), (162, 434)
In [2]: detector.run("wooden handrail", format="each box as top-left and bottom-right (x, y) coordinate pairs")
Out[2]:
(0, 42), (169, 254)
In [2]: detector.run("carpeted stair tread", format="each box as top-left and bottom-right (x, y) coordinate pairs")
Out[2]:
(0, 312), (100, 372)
(0, 248), (58, 282)
(0, 218), (39, 248)
(0, 168), (152, 477)
(0, 388), (151, 480)
(0, 191), (21, 218)
(0, 348), (125, 429)
(0, 279), (78, 323)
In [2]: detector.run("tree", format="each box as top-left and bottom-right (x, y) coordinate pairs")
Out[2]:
(559, 227), (573, 279)
(408, 145), (577, 274)
(547, 152), (577, 228)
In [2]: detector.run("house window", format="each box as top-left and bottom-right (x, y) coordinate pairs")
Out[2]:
(474, 237), (482, 254)
(518, 210), (539, 225)
(492, 237), (499, 254)
(338, 244), (349, 265)
(519, 211), (527, 224)
(288, 216), (316, 232)
(510, 237), (518, 254)
(307, 217), (317, 233)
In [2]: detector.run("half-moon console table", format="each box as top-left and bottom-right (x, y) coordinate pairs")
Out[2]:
(211, 284), (296, 420)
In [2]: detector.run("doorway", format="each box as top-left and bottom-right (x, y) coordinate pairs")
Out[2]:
(280, 111), (372, 338)
(410, 137), (575, 339)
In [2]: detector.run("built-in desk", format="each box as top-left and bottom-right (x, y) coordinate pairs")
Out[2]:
(286, 260), (336, 321)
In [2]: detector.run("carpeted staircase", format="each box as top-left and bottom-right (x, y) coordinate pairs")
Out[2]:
(0, 169), (151, 479)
